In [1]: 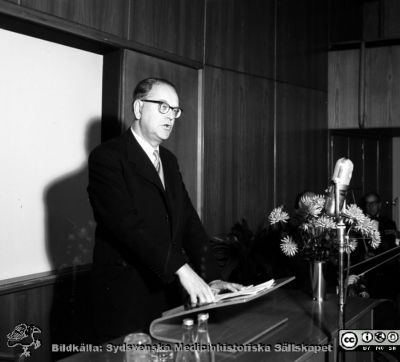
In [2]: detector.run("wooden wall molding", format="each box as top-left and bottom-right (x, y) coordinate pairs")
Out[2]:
(0, 264), (91, 295)
(0, 0), (202, 69)
(0, 265), (94, 362)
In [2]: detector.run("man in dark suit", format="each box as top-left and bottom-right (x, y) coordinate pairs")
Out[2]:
(362, 192), (399, 252)
(360, 192), (400, 302)
(88, 78), (240, 341)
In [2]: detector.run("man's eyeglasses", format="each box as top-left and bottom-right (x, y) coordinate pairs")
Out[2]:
(141, 99), (182, 119)
(365, 201), (379, 205)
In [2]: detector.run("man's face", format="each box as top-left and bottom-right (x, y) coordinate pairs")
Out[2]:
(134, 83), (179, 147)
(365, 195), (381, 218)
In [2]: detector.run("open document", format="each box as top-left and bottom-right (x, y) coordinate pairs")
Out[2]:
(215, 279), (275, 302)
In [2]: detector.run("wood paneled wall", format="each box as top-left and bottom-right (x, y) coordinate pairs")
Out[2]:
(20, 0), (130, 38)
(203, 67), (274, 234)
(328, 49), (360, 129)
(203, 0), (275, 235)
(275, 0), (328, 212)
(329, 0), (363, 43)
(0, 285), (53, 362)
(203, 0), (329, 235)
(365, 46), (400, 128)
(128, 0), (205, 62)
(277, 0), (328, 90)
(205, 0), (275, 78)
(275, 84), (328, 210)
(0, 270), (93, 362)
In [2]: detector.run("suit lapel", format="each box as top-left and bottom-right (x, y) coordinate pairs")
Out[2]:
(123, 131), (174, 235)
(159, 147), (179, 238)
(124, 130), (164, 191)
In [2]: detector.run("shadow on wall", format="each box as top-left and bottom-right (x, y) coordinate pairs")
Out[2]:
(45, 119), (101, 270)
(44, 119), (101, 360)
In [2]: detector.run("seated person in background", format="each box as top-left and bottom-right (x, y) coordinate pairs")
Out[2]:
(346, 274), (370, 299)
(359, 192), (400, 301)
(362, 191), (399, 251)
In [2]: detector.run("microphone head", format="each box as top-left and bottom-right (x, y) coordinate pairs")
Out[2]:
(325, 157), (354, 216)
(332, 157), (353, 186)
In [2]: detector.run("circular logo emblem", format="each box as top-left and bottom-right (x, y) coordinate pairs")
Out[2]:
(374, 332), (386, 343)
(387, 332), (399, 343)
(341, 332), (358, 350)
(362, 332), (373, 343)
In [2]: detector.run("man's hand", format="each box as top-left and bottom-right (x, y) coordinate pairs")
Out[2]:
(346, 274), (359, 286)
(208, 280), (244, 296)
(176, 264), (215, 306)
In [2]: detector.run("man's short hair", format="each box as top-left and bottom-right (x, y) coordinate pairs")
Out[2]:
(364, 192), (381, 203)
(132, 78), (177, 102)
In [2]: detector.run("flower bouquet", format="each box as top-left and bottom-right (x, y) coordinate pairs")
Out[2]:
(268, 193), (381, 300)
(268, 194), (381, 262)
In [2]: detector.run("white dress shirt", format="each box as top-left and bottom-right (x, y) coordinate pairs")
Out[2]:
(131, 127), (165, 188)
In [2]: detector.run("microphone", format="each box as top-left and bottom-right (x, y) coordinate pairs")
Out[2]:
(325, 157), (354, 217)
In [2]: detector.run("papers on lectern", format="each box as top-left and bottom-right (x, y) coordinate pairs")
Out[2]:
(215, 279), (275, 302)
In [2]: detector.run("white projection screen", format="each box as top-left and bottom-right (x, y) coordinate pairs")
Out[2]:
(0, 28), (103, 282)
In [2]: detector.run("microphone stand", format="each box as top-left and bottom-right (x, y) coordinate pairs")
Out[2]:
(335, 182), (346, 361)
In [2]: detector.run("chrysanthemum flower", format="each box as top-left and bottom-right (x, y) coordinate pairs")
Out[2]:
(343, 204), (366, 225)
(345, 239), (358, 254)
(369, 229), (381, 249)
(349, 214), (381, 249)
(354, 217), (376, 235)
(300, 194), (325, 217)
(314, 215), (337, 230)
(280, 235), (298, 257)
(268, 206), (289, 225)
